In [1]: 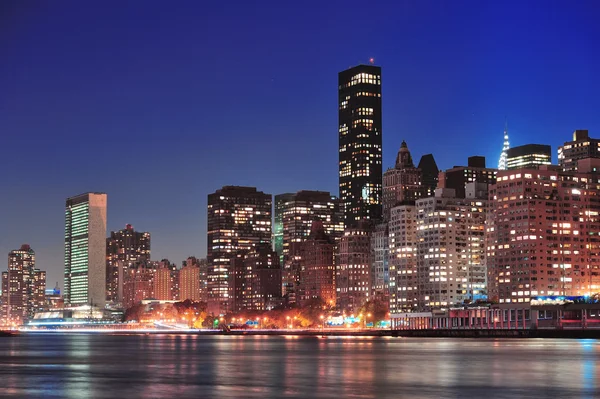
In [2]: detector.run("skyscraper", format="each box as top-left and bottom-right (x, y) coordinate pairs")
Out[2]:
(506, 144), (552, 170)
(207, 186), (272, 315)
(64, 192), (107, 308)
(339, 64), (383, 227)
(106, 224), (151, 305)
(274, 191), (343, 262)
(1, 244), (46, 322)
(498, 123), (510, 170)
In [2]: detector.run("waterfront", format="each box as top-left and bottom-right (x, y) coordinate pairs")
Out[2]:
(0, 334), (598, 398)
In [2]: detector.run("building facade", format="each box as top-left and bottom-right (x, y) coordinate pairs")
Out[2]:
(416, 185), (488, 310)
(274, 191), (343, 298)
(207, 186), (272, 315)
(64, 192), (107, 307)
(297, 221), (336, 307)
(154, 260), (178, 301)
(382, 140), (423, 221)
(389, 205), (418, 313)
(439, 156), (497, 198)
(336, 221), (372, 311)
(179, 261), (201, 302)
(507, 144), (552, 170)
(487, 166), (600, 304)
(274, 191), (343, 261)
(1, 245), (46, 322)
(558, 130), (600, 172)
(338, 64), (383, 227)
(371, 222), (389, 298)
(106, 224), (151, 305)
(123, 262), (156, 309)
(230, 244), (281, 311)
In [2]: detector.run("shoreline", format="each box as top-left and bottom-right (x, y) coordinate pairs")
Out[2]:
(12, 328), (600, 339)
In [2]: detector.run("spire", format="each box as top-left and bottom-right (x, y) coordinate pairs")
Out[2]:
(498, 119), (509, 170)
(395, 140), (415, 169)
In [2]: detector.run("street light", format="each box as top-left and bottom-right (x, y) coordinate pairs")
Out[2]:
(320, 315), (325, 331)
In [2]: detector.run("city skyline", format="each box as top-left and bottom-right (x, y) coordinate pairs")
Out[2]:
(2, 1), (600, 288)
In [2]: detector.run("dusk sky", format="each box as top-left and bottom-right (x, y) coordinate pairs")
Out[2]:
(1, 0), (599, 288)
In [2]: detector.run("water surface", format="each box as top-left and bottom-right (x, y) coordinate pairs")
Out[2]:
(0, 333), (598, 398)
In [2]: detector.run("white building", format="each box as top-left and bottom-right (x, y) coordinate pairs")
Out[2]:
(415, 184), (487, 309)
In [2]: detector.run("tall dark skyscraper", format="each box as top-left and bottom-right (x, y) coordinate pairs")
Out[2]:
(338, 64), (383, 228)
(207, 186), (272, 315)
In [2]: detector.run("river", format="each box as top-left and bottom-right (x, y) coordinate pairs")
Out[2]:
(0, 333), (598, 398)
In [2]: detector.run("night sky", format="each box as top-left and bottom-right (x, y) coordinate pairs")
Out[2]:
(1, 0), (599, 288)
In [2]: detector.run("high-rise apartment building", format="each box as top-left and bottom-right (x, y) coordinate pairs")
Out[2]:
(106, 224), (151, 305)
(389, 205), (418, 313)
(154, 260), (178, 301)
(1, 245), (46, 322)
(297, 221), (336, 307)
(230, 244), (281, 311)
(370, 223), (389, 298)
(507, 144), (552, 170)
(336, 221), (372, 311)
(64, 192), (107, 307)
(179, 260), (201, 302)
(123, 262), (156, 309)
(558, 130), (600, 172)
(382, 141), (423, 221)
(487, 166), (600, 303)
(207, 186), (272, 315)
(415, 185), (488, 310)
(439, 156), (497, 198)
(339, 64), (383, 227)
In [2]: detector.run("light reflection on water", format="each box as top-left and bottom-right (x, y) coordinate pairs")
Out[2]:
(0, 334), (598, 398)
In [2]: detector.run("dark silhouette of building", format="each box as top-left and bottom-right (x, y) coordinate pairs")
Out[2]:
(207, 186), (272, 315)
(230, 244), (281, 311)
(439, 156), (497, 198)
(418, 154), (439, 197)
(507, 144), (552, 170)
(338, 64), (383, 227)
(106, 224), (151, 305)
(297, 221), (336, 307)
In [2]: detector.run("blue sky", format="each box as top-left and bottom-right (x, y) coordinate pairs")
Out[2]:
(1, 0), (599, 287)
